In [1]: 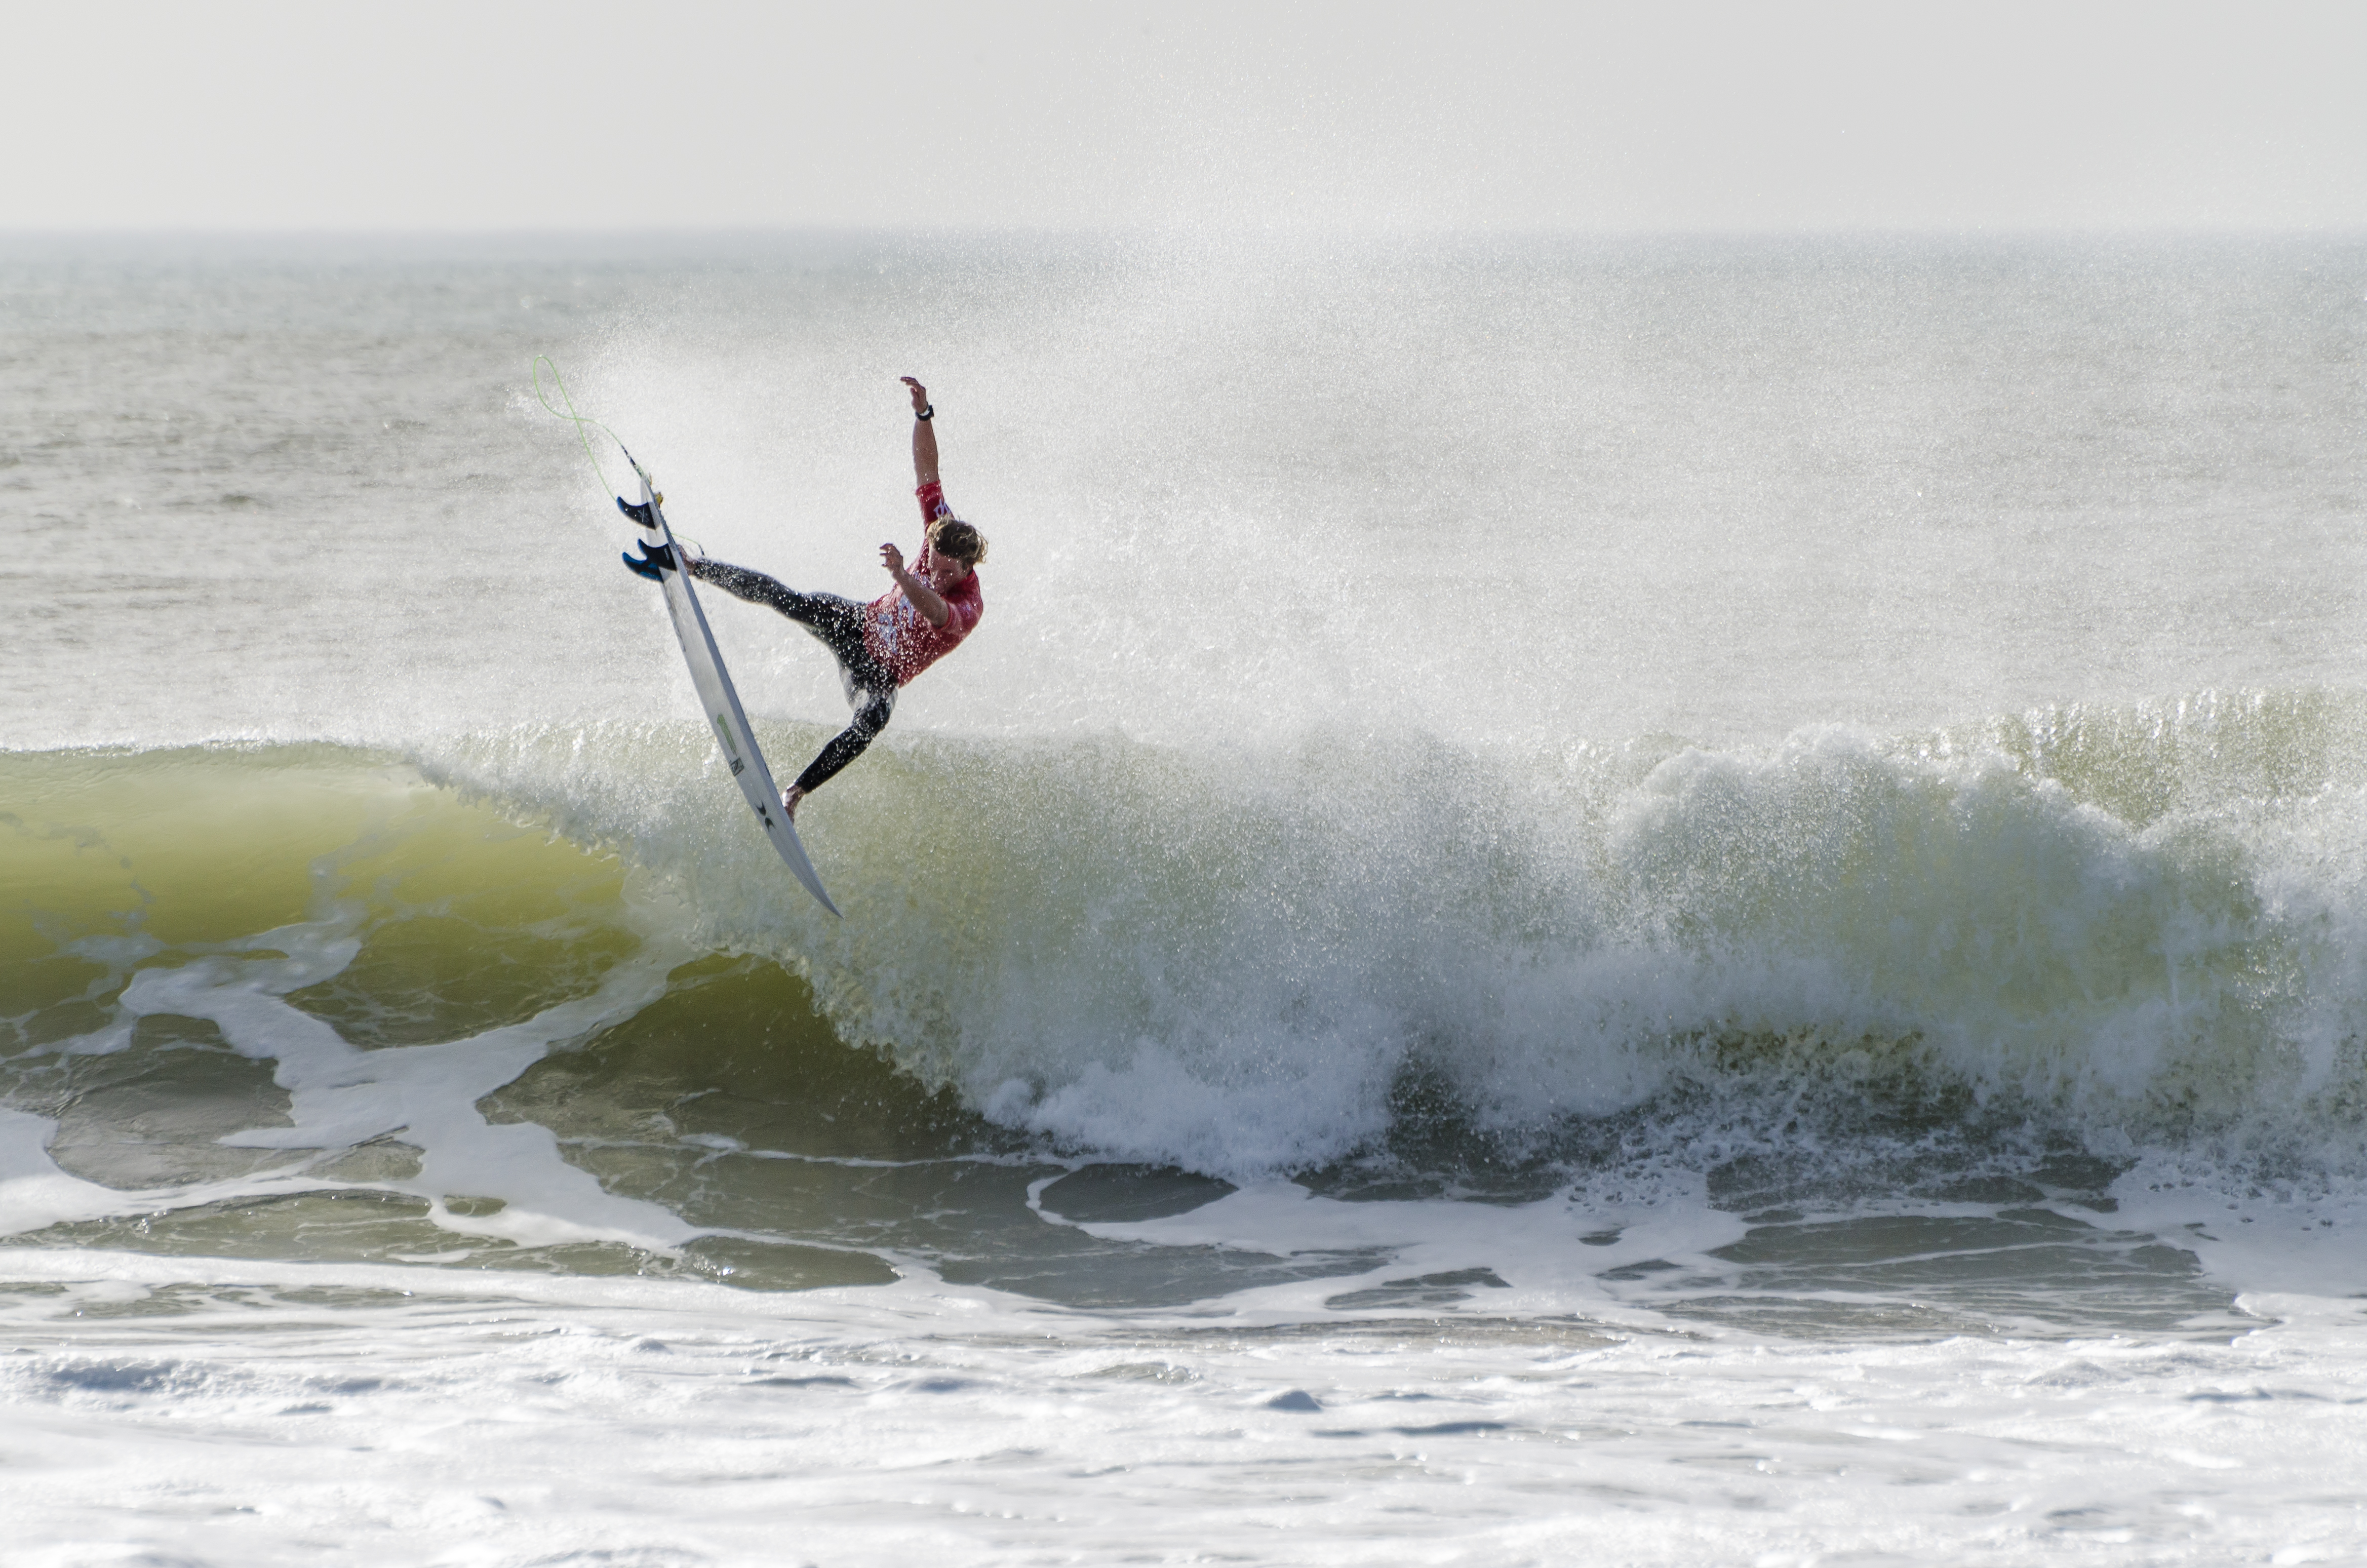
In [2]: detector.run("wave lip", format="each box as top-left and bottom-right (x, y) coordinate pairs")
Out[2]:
(400, 690), (2367, 1180)
(12, 688), (2367, 1198)
(6, 710), (2367, 1310)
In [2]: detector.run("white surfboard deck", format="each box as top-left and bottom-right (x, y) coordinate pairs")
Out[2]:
(624, 460), (841, 918)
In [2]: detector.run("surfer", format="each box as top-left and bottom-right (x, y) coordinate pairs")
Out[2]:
(621, 376), (987, 819)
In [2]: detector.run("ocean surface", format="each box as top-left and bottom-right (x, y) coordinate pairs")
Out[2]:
(6, 230), (2367, 1565)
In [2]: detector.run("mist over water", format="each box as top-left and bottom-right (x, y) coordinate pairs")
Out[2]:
(15, 232), (2367, 750)
(7, 232), (2367, 1564)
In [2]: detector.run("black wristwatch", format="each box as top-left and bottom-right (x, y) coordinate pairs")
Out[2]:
(916, 404), (934, 421)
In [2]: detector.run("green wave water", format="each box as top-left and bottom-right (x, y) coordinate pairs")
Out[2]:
(8, 687), (2367, 1310)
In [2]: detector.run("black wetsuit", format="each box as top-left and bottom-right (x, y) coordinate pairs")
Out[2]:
(688, 559), (897, 795)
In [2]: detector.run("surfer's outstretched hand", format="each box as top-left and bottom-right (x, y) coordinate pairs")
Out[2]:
(881, 541), (906, 576)
(903, 375), (940, 485)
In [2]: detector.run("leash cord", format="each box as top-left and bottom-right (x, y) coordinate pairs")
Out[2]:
(531, 357), (706, 556)
(531, 355), (623, 499)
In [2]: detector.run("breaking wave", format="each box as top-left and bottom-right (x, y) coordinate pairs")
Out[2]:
(15, 685), (2367, 1186)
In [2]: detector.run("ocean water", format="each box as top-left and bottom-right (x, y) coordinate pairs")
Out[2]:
(6, 230), (2367, 1565)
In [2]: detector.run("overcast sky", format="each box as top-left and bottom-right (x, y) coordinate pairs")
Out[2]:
(12, 1), (2365, 232)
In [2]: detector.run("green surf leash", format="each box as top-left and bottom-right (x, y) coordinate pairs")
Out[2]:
(531, 356), (704, 555)
(531, 355), (627, 497)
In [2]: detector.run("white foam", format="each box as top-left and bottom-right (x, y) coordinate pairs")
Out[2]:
(1041, 1175), (1749, 1321)
(415, 705), (2367, 1180)
(2110, 1155), (2367, 1300)
(3, 1243), (2365, 1567)
(17, 909), (709, 1253)
(0, 1111), (157, 1235)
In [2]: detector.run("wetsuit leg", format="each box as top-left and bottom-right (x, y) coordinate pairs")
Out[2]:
(793, 685), (895, 794)
(687, 559), (870, 670)
(688, 559), (899, 797)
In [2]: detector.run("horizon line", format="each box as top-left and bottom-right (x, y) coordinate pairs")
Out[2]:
(5, 221), (2365, 245)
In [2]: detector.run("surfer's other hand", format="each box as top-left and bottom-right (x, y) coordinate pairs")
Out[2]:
(881, 541), (906, 576)
(781, 784), (806, 820)
(900, 376), (928, 412)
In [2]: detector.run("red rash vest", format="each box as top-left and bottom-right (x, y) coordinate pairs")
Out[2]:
(862, 479), (982, 686)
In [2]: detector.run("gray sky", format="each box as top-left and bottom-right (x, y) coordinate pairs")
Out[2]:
(13, 1), (2365, 231)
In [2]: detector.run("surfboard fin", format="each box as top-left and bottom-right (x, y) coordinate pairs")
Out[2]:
(616, 495), (658, 528)
(621, 540), (677, 580)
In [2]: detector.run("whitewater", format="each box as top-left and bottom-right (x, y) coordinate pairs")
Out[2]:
(5, 231), (2367, 1564)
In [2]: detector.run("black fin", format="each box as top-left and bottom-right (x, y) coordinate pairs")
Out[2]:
(621, 540), (676, 580)
(616, 496), (657, 528)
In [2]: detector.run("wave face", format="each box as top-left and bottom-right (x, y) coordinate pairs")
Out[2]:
(12, 687), (2367, 1202)
(423, 688), (2367, 1179)
(7, 234), (2367, 1303)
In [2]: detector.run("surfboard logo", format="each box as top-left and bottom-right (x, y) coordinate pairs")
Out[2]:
(709, 713), (745, 774)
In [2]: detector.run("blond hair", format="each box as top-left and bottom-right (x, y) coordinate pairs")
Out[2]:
(928, 516), (988, 566)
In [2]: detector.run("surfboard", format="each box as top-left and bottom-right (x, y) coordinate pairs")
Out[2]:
(618, 454), (841, 918)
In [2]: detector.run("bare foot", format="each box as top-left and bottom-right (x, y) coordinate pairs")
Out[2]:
(780, 785), (805, 821)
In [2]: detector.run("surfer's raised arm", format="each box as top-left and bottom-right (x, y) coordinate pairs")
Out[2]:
(902, 375), (938, 486)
